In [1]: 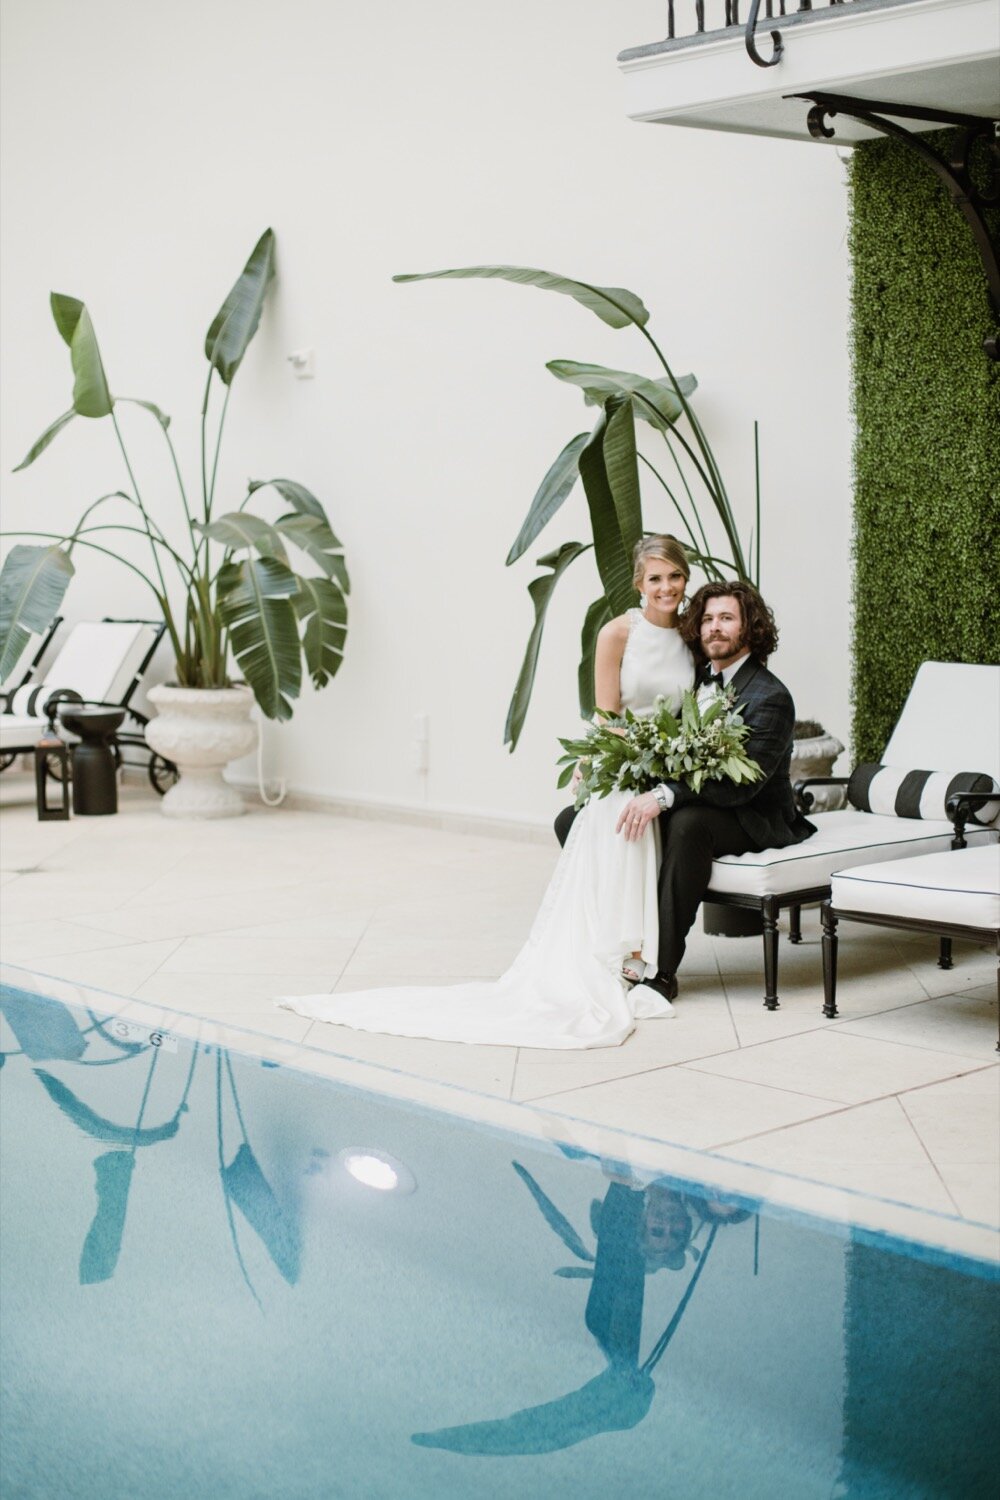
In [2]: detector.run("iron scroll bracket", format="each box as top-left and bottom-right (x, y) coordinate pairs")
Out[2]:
(792, 91), (1000, 360)
(745, 0), (784, 68)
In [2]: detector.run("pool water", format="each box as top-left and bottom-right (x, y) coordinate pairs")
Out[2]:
(1, 985), (997, 1499)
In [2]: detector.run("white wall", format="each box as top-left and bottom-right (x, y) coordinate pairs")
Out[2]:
(0, 0), (852, 826)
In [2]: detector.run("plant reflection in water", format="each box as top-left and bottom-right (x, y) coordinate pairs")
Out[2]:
(0, 987), (300, 1303)
(413, 1155), (756, 1456)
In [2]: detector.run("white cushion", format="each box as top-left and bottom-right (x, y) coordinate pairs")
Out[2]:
(707, 809), (998, 899)
(0, 715), (80, 752)
(40, 622), (156, 704)
(831, 845), (1000, 930)
(884, 662), (1000, 779)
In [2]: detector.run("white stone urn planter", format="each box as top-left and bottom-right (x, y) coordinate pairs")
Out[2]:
(145, 684), (257, 819)
(790, 730), (847, 812)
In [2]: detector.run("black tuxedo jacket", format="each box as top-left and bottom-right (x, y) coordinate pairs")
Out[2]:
(667, 657), (816, 851)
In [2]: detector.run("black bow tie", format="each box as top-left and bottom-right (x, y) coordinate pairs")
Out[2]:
(702, 669), (725, 689)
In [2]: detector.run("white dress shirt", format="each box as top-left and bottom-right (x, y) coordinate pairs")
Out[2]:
(654, 653), (751, 810)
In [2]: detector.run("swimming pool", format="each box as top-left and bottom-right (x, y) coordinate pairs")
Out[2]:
(1, 981), (997, 1499)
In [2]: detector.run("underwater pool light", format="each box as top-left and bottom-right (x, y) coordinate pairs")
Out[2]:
(337, 1148), (416, 1194)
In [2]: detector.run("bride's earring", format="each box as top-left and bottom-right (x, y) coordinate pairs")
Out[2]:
(639, 594), (647, 609)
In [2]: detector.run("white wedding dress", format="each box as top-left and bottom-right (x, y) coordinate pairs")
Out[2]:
(278, 610), (694, 1049)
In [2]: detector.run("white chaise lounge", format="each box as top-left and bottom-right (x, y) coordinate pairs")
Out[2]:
(703, 661), (1000, 1010)
(0, 618), (171, 793)
(821, 845), (1000, 1050)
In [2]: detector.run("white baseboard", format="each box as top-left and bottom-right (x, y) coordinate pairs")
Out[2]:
(225, 778), (556, 845)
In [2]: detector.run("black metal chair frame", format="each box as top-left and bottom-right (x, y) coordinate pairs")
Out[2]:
(820, 901), (1000, 1052)
(702, 779), (985, 1012)
(0, 617), (177, 795)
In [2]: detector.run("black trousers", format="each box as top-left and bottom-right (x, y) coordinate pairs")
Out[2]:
(554, 803), (755, 978)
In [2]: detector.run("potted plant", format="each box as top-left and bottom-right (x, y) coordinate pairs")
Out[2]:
(0, 230), (349, 818)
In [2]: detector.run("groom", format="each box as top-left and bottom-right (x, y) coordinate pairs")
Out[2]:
(554, 581), (815, 1004)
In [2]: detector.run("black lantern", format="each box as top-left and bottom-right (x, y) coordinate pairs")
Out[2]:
(34, 728), (71, 821)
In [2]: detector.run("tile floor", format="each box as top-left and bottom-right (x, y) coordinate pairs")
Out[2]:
(2, 779), (997, 1260)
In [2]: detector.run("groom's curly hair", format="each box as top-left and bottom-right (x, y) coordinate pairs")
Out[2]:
(679, 580), (779, 664)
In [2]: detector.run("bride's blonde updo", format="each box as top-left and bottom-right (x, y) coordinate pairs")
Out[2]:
(632, 534), (690, 588)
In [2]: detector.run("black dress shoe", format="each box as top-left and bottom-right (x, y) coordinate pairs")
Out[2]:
(639, 973), (678, 1003)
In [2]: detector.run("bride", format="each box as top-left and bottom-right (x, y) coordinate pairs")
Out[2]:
(278, 536), (695, 1049)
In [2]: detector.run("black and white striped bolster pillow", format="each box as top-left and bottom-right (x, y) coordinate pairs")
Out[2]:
(6, 684), (51, 717)
(848, 764), (1000, 825)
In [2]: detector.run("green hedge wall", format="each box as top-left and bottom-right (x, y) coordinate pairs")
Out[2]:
(849, 131), (1000, 761)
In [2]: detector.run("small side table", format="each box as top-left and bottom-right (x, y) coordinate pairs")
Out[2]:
(59, 707), (125, 815)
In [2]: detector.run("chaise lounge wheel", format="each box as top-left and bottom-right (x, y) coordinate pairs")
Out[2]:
(148, 752), (179, 796)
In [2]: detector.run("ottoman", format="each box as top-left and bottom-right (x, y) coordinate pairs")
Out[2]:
(820, 844), (1000, 1049)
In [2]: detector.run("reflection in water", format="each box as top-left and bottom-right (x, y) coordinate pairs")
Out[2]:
(0, 987), (300, 1298)
(413, 1161), (754, 1456)
(2, 983), (998, 1500)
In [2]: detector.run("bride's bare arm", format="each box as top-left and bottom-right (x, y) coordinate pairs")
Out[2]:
(593, 616), (629, 717)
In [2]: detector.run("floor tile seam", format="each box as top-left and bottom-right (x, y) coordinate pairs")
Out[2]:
(675, 1061), (847, 1106)
(831, 1020), (998, 1062)
(891, 1092), (966, 1216)
(704, 1095), (912, 1154)
(690, 1006), (981, 1067)
(511, 1042), (754, 1106)
(891, 1059), (1000, 1101)
(136, 933), (189, 991)
(328, 908), (381, 990)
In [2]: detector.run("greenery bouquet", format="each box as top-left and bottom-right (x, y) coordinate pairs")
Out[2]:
(558, 689), (762, 810)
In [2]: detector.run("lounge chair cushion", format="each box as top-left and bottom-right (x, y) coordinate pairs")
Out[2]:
(830, 845), (1000, 930)
(38, 622), (156, 704)
(707, 810), (998, 899)
(847, 764), (1000, 824)
(0, 715), (80, 753)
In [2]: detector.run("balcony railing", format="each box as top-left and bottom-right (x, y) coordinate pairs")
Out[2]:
(621, 0), (926, 70)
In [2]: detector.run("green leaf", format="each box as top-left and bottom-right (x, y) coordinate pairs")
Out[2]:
(578, 397), (643, 616)
(504, 541), (590, 751)
(13, 409), (77, 471)
(198, 512), (288, 562)
(506, 433), (588, 565)
(216, 555), (300, 720)
(0, 544), (74, 682)
(275, 514), (349, 593)
(204, 228), (276, 386)
(556, 762), (575, 790)
(248, 477), (327, 522)
(293, 576), (348, 688)
(392, 265), (649, 330)
(577, 595), (613, 720)
(50, 294), (114, 417)
(547, 362), (697, 434)
(118, 397), (171, 430)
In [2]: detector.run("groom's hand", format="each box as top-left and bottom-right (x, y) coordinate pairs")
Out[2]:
(616, 792), (662, 842)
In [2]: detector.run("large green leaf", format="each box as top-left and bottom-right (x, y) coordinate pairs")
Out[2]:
(275, 514), (349, 593)
(50, 294), (114, 417)
(13, 408), (77, 471)
(578, 398), (643, 616)
(0, 544), (74, 682)
(118, 397), (171, 430)
(547, 362), (697, 435)
(504, 541), (590, 752)
(293, 576), (348, 688)
(506, 432), (589, 566)
(247, 477), (327, 522)
(204, 229), (276, 386)
(393, 265), (649, 330)
(216, 556), (300, 720)
(198, 512), (288, 563)
(577, 595), (613, 720)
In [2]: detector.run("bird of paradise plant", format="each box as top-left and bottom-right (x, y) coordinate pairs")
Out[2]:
(0, 230), (348, 721)
(393, 265), (760, 750)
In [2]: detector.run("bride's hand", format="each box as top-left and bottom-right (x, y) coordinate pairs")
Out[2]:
(616, 792), (661, 842)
